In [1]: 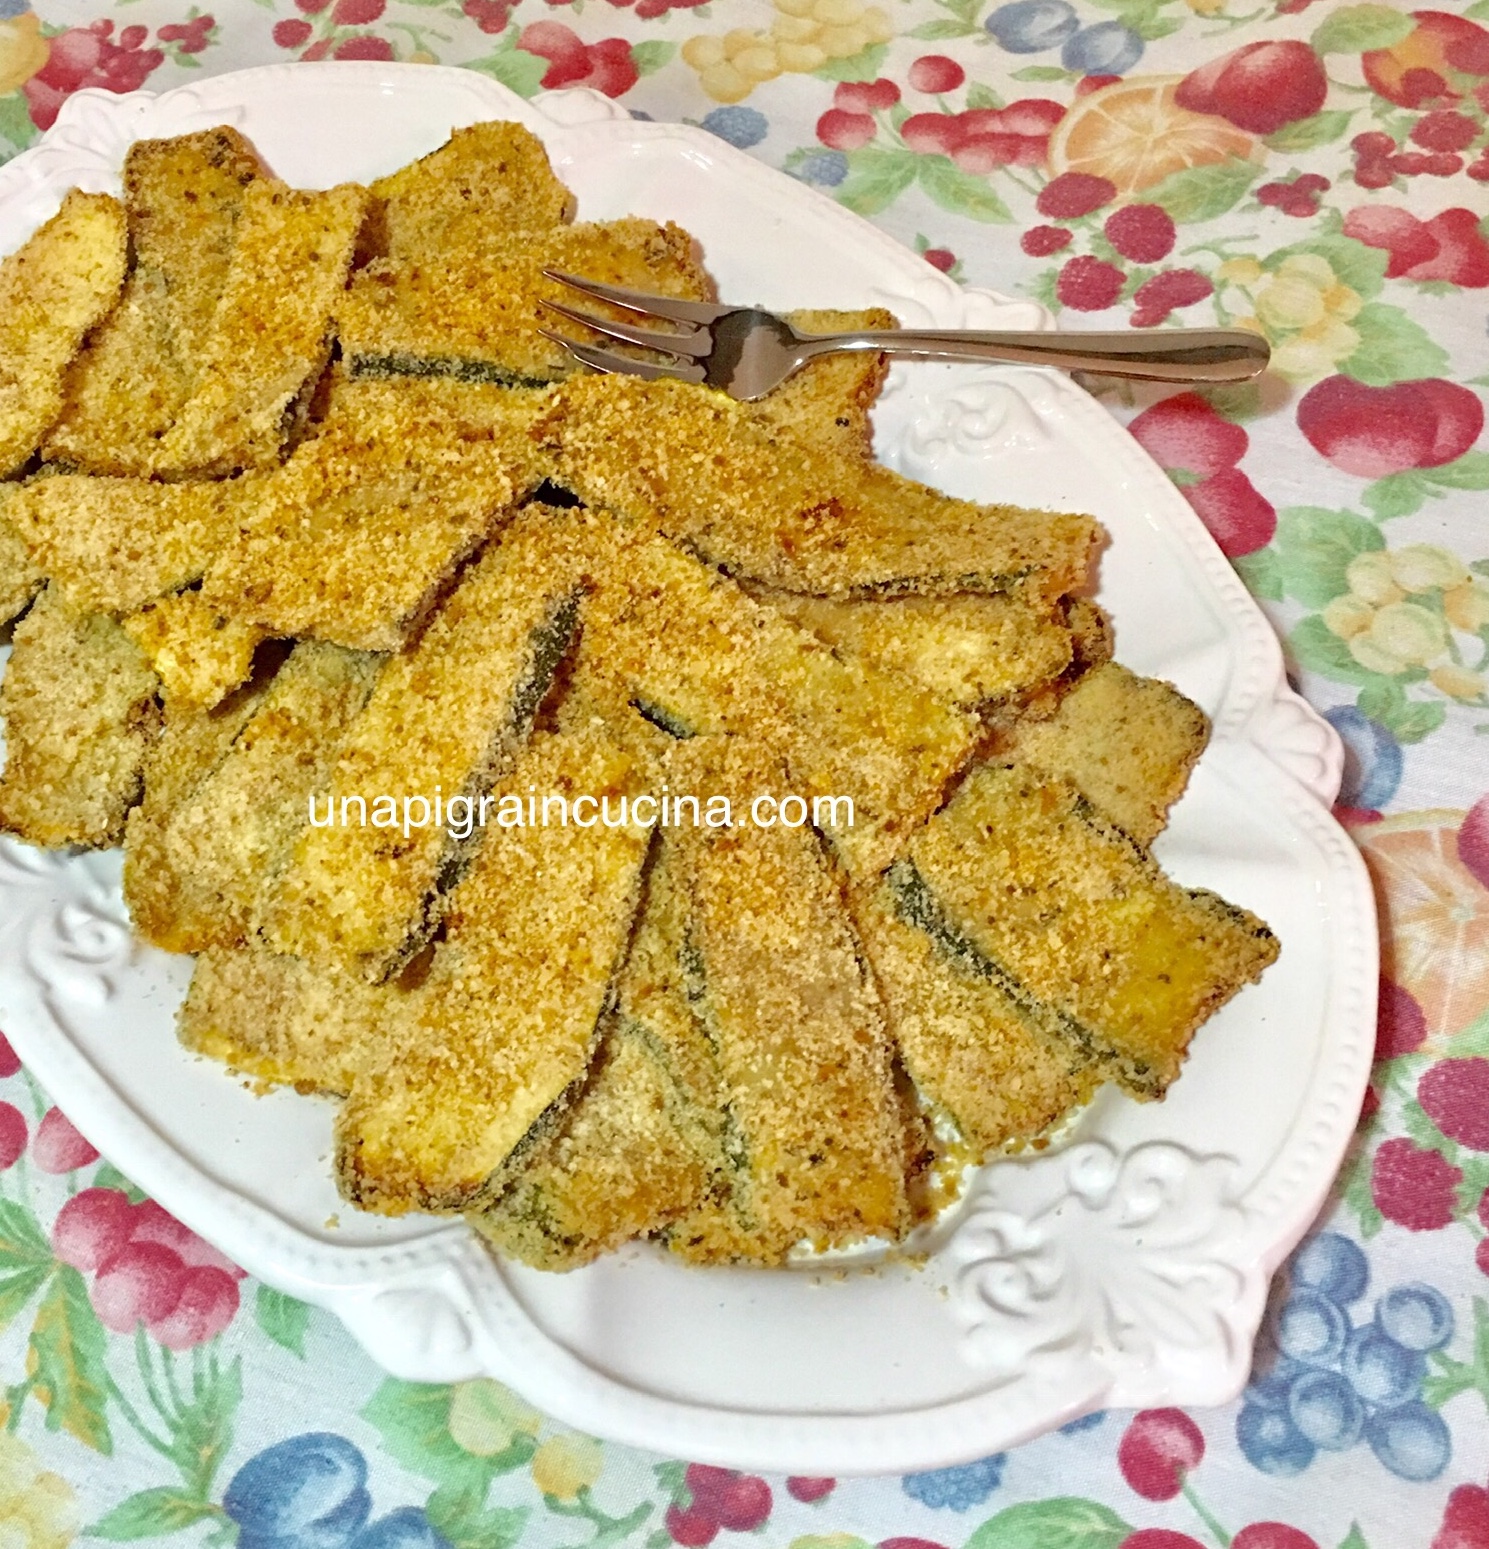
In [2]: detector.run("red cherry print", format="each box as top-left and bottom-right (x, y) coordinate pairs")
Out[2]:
(1184, 468), (1276, 558)
(909, 56), (965, 94)
(900, 114), (962, 155)
(787, 1477), (835, 1503)
(1176, 41), (1326, 134)
(715, 1476), (771, 1532)
(1117, 1409), (1205, 1500)
(333, 0), (385, 21)
(90, 1241), (188, 1332)
(1432, 1485), (1489, 1549)
(1411, 110), (1478, 151)
(1128, 392), (1246, 479)
(274, 19), (314, 48)
(0, 1034), (19, 1079)
(1377, 978), (1428, 1060)
(1478, 1239), (1489, 1278)
(1120, 1534), (1208, 1549)
(1232, 1528), (1321, 1549)
(1371, 1137), (1461, 1230)
(32, 1108), (99, 1173)
(666, 1504), (719, 1547)
(833, 78), (900, 112)
(0, 1103), (25, 1171)
(817, 109), (876, 151)
(922, 248), (957, 272)
(333, 35), (395, 58)
(148, 1264), (240, 1349)
(51, 1188), (136, 1273)
(684, 1466), (736, 1509)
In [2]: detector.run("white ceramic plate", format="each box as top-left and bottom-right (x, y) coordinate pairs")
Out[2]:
(0, 63), (1377, 1474)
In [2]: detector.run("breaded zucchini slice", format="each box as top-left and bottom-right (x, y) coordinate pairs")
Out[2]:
(472, 1016), (714, 1271)
(44, 129), (264, 474)
(851, 876), (1094, 1160)
(265, 505), (588, 978)
(179, 945), (401, 1096)
(202, 383), (541, 652)
(748, 308), (896, 461)
(7, 475), (259, 617)
(333, 726), (655, 1216)
(0, 190), (129, 477)
(905, 762), (1279, 1096)
(0, 486), (44, 627)
(473, 834), (728, 1269)
(663, 739), (909, 1266)
(751, 587), (1075, 710)
(340, 218), (710, 388)
(155, 181), (371, 475)
(0, 584), (160, 848)
(1006, 662), (1210, 848)
(121, 641), (378, 954)
(536, 374), (1100, 602)
(369, 120), (574, 260)
(580, 521), (977, 875)
(121, 591), (266, 709)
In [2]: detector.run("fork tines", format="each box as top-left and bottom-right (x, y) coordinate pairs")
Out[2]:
(540, 270), (718, 384)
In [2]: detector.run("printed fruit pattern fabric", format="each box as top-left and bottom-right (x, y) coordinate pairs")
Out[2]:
(0, 0), (1488, 1546)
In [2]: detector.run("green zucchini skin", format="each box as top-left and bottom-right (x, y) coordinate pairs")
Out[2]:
(348, 351), (559, 390)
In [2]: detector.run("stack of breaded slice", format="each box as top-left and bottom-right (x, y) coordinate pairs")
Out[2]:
(0, 120), (1279, 1269)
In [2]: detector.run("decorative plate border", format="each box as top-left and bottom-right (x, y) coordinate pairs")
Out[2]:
(0, 64), (1376, 1474)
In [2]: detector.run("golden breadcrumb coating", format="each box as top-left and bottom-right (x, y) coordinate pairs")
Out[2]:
(7, 475), (258, 617)
(179, 945), (402, 1095)
(663, 738), (908, 1265)
(1006, 662), (1209, 848)
(334, 725), (654, 1215)
(851, 877), (1093, 1160)
(369, 120), (574, 260)
(0, 584), (160, 847)
(577, 516), (977, 875)
(473, 835), (727, 1268)
(121, 641), (378, 954)
(535, 374), (1100, 602)
(341, 218), (711, 388)
(750, 308), (896, 460)
(154, 181), (370, 475)
(753, 587), (1075, 709)
(0, 191), (129, 477)
(905, 761), (1279, 1096)
(202, 382), (541, 651)
(44, 129), (264, 475)
(265, 505), (588, 977)
(0, 486), (44, 627)
(121, 590), (266, 709)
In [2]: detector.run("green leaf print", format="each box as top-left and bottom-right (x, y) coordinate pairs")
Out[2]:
(815, 42), (889, 82)
(255, 1284), (311, 1357)
(1339, 1145), (1384, 1239)
(837, 146), (919, 217)
(28, 1265), (112, 1453)
(465, 34), (548, 98)
(1363, 470), (1431, 521)
(1146, 158), (1261, 223)
(1271, 505), (1384, 608)
(1290, 613), (1384, 687)
(1233, 547), (1285, 602)
(1339, 1524), (1371, 1549)
(1311, 4), (1415, 53)
(1011, 65), (1070, 82)
(1265, 110), (1356, 153)
(0, 1264), (50, 1335)
(966, 1498), (1131, 1549)
(0, 1198), (52, 1270)
(163, 1348), (242, 1498)
(1270, 233), (1387, 302)
(965, 81), (1005, 110)
(1342, 304), (1449, 387)
(631, 41), (675, 76)
(917, 155), (1013, 222)
(0, 93), (38, 156)
(426, 1482), (529, 1549)
(1427, 451), (1489, 491)
(87, 1488), (223, 1541)
(363, 1378), (535, 1496)
(1358, 680), (1445, 743)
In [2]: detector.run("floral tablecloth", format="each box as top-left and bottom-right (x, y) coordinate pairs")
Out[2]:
(2, 0), (1489, 1545)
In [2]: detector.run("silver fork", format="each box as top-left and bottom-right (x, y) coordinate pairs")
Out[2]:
(539, 270), (1270, 400)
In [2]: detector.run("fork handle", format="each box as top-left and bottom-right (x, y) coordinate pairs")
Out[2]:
(793, 327), (1269, 384)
